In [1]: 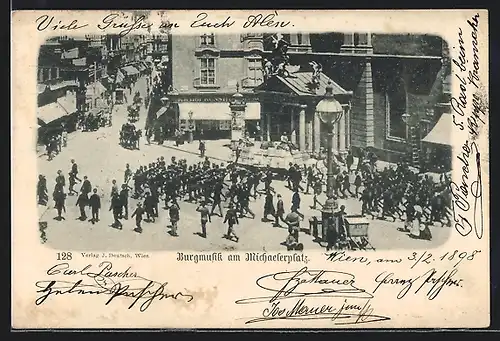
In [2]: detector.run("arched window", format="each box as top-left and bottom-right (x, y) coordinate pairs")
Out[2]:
(385, 77), (407, 140)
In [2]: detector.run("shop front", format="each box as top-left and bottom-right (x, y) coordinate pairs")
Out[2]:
(167, 94), (261, 141)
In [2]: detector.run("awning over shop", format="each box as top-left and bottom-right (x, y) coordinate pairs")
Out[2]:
(178, 102), (261, 121)
(49, 80), (79, 91)
(38, 101), (73, 126)
(87, 81), (107, 95)
(121, 65), (140, 76)
(422, 113), (453, 147)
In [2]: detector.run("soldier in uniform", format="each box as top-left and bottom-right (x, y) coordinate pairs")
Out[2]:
(119, 184), (130, 220)
(210, 179), (225, 217)
(167, 198), (180, 236)
(109, 193), (123, 229)
(196, 201), (211, 238)
(131, 202), (145, 233)
(262, 189), (275, 222)
(223, 203), (239, 242)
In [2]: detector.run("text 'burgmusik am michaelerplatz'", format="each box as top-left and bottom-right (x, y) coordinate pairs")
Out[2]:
(176, 252), (308, 264)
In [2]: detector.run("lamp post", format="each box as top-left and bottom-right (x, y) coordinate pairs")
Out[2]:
(316, 82), (344, 245)
(229, 83), (247, 150)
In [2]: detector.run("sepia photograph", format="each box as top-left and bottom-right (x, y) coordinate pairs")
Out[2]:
(13, 9), (489, 329)
(36, 30), (454, 251)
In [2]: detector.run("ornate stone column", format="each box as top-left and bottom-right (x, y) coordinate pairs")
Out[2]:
(299, 105), (306, 151)
(290, 109), (297, 145)
(266, 113), (271, 141)
(314, 111), (321, 154)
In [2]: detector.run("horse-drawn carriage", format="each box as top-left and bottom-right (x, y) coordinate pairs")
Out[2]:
(81, 108), (109, 131)
(119, 123), (142, 150)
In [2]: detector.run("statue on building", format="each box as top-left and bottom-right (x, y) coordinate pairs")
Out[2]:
(309, 61), (322, 85)
(263, 33), (291, 78)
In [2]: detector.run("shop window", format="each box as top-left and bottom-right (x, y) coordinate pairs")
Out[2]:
(200, 33), (215, 46)
(200, 57), (216, 85)
(385, 77), (407, 140)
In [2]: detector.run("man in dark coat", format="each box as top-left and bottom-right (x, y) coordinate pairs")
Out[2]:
(274, 193), (286, 227)
(80, 176), (92, 196)
(37, 175), (48, 205)
(70, 159), (82, 182)
(291, 189), (304, 219)
(75, 192), (88, 221)
(223, 203), (239, 242)
(89, 188), (101, 224)
(131, 202), (145, 233)
(119, 184), (130, 219)
(109, 193), (123, 229)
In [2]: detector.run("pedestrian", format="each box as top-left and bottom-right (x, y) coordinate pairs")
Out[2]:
(37, 175), (48, 205)
(210, 180), (225, 217)
(196, 201), (211, 238)
(262, 189), (275, 222)
(119, 184), (130, 220)
(124, 163), (133, 184)
(274, 193), (287, 227)
(80, 176), (92, 196)
(110, 179), (119, 197)
(109, 193), (123, 229)
(76, 192), (88, 221)
(167, 198), (180, 236)
(53, 183), (66, 220)
(223, 203), (239, 242)
(143, 192), (156, 223)
(70, 159), (82, 182)
(291, 188), (304, 219)
(60, 122), (68, 148)
(346, 150), (354, 173)
(199, 139), (206, 158)
(89, 188), (101, 224)
(68, 171), (78, 196)
(131, 202), (145, 233)
(354, 171), (362, 198)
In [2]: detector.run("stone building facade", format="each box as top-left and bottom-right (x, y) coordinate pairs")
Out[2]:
(166, 32), (446, 164)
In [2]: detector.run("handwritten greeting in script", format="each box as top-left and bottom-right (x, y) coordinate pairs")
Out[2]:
(34, 11), (293, 37)
(35, 261), (194, 312)
(450, 13), (487, 240)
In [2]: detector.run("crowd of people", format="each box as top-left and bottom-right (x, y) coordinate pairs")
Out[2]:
(38, 125), (453, 249)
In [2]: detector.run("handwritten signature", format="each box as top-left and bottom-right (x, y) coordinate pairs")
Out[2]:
(35, 262), (194, 312)
(235, 267), (390, 325)
(450, 140), (484, 239)
(373, 268), (463, 300)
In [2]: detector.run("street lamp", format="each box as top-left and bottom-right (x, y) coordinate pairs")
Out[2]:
(316, 81), (344, 215)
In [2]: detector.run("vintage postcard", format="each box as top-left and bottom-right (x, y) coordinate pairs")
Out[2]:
(11, 9), (489, 329)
